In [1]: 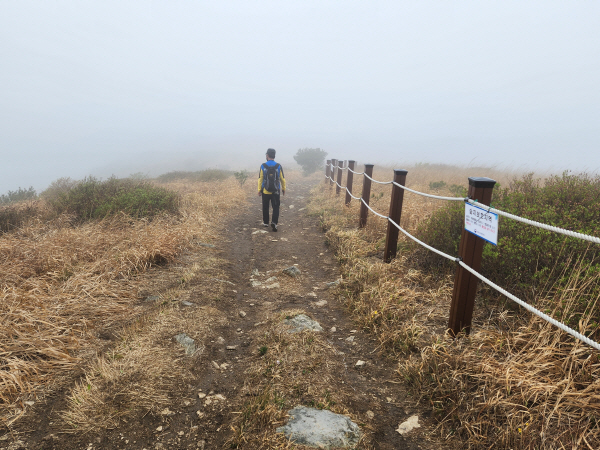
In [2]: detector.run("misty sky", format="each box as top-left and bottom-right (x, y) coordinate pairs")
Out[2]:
(1, 1), (599, 193)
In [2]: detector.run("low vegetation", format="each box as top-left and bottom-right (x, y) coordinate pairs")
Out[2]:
(155, 169), (232, 183)
(294, 148), (328, 176)
(41, 176), (180, 221)
(0, 173), (247, 428)
(309, 164), (600, 449)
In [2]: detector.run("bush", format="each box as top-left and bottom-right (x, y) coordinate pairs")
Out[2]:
(42, 176), (180, 222)
(0, 186), (37, 204)
(156, 169), (232, 183)
(293, 148), (328, 176)
(428, 180), (447, 190)
(414, 171), (600, 307)
(0, 202), (41, 233)
(233, 170), (249, 187)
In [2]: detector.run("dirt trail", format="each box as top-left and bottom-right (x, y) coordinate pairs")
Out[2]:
(4, 178), (445, 449)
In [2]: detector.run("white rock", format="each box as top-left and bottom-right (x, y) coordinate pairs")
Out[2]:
(289, 205), (295, 209)
(156, 426), (163, 432)
(355, 360), (366, 367)
(239, 311), (247, 318)
(307, 292), (317, 298)
(198, 393), (206, 399)
(265, 276), (278, 283)
(252, 230), (268, 235)
(314, 300), (327, 307)
(263, 282), (280, 289)
(346, 336), (355, 342)
(366, 411), (375, 420)
(251, 280), (262, 287)
(211, 361), (220, 370)
(396, 415), (420, 435)
(226, 346), (237, 351)
(330, 327), (337, 332)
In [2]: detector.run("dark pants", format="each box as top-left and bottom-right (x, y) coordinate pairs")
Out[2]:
(262, 193), (280, 225)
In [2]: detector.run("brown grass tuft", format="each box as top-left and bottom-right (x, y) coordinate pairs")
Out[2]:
(310, 164), (600, 449)
(0, 179), (246, 427)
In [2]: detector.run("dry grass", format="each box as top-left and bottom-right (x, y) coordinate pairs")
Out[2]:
(310, 164), (600, 449)
(229, 310), (373, 449)
(0, 178), (246, 427)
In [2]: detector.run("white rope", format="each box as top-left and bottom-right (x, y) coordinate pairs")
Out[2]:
(346, 187), (361, 200)
(322, 176), (600, 351)
(335, 181), (347, 189)
(360, 198), (389, 219)
(458, 261), (600, 351)
(363, 173), (393, 185)
(392, 181), (466, 202)
(466, 199), (600, 245)
(348, 167), (365, 175)
(387, 218), (457, 262)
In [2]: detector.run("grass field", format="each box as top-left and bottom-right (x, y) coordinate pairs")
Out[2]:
(309, 163), (600, 449)
(0, 173), (247, 428)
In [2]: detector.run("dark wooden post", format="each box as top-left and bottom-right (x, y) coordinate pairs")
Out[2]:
(383, 169), (408, 263)
(325, 159), (331, 184)
(336, 160), (344, 195)
(345, 160), (356, 206)
(448, 177), (496, 336)
(330, 159), (337, 187)
(358, 164), (374, 228)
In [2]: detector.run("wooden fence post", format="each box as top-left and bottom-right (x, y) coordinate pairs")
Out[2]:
(359, 164), (374, 228)
(345, 160), (356, 206)
(448, 177), (497, 336)
(336, 160), (344, 195)
(383, 169), (408, 263)
(330, 159), (337, 187)
(325, 159), (331, 184)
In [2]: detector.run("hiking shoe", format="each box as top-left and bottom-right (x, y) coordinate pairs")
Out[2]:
(262, 223), (269, 227)
(271, 223), (278, 232)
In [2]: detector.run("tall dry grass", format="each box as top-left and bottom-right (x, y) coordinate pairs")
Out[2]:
(0, 178), (246, 426)
(311, 163), (600, 449)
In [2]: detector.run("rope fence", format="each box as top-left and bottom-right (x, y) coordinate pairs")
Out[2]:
(322, 159), (600, 352)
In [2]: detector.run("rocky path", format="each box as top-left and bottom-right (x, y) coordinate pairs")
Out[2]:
(4, 178), (445, 450)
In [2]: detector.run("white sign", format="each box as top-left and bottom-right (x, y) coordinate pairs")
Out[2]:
(464, 203), (499, 245)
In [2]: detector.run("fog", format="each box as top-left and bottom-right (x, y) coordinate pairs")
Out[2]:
(1, 1), (599, 193)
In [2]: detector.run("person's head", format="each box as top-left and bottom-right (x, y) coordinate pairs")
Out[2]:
(266, 148), (276, 160)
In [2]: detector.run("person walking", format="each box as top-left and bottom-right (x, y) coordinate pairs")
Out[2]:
(258, 148), (286, 232)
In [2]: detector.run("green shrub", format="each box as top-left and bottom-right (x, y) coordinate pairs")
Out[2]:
(0, 186), (37, 204)
(293, 148), (328, 176)
(233, 170), (249, 187)
(156, 169), (232, 183)
(428, 180), (447, 190)
(0, 202), (41, 233)
(414, 172), (600, 306)
(42, 176), (179, 222)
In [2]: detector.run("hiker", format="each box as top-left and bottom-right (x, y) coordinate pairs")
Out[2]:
(258, 148), (286, 232)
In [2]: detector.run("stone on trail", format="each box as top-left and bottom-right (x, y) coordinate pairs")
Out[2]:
(239, 310), (247, 318)
(263, 282), (280, 289)
(197, 242), (215, 248)
(251, 268), (260, 276)
(282, 266), (301, 277)
(265, 276), (278, 283)
(288, 204), (295, 209)
(252, 230), (268, 235)
(285, 314), (323, 333)
(396, 415), (420, 435)
(314, 300), (328, 307)
(181, 301), (194, 307)
(276, 406), (361, 448)
(251, 280), (262, 287)
(175, 333), (197, 355)
(145, 295), (160, 302)
(325, 279), (341, 288)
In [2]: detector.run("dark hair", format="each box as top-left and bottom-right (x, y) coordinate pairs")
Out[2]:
(266, 148), (276, 158)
